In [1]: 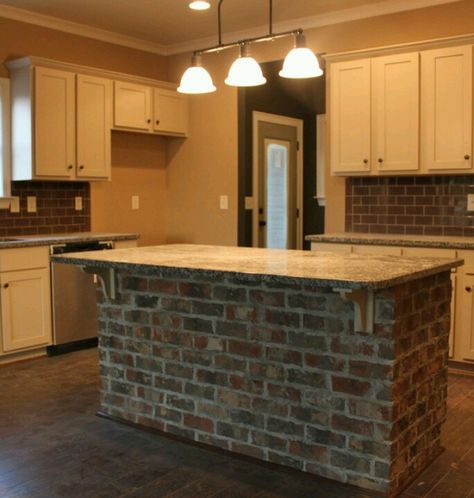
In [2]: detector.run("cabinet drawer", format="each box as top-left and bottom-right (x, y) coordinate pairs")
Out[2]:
(352, 245), (403, 256)
(0, 246), (49, 272)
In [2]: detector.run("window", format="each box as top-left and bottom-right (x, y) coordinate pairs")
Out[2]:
(0, 77), (11, 202)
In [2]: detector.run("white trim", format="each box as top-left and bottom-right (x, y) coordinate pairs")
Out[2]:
(0, 4), (168, 56)
(315, 114), (326, 207)
(252, 111), (304, 250)
(0, 0), (462, 56)
(0, 78), (12, 201)
(167, 0), (462, 55)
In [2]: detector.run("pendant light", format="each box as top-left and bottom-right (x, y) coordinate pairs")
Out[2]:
(189, 1), (211, 10)
(178, 54), (216, 94)
(225, 44), (266, 87)
(280, 32), (323, 79)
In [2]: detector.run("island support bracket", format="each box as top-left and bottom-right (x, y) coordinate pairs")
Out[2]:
(333, 288), (374, 334)
(81, 266), (116, 300)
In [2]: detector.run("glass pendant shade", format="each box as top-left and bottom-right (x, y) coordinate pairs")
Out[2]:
(189, 1), (211, 10)
(279, 33), (323, 79)
(177, 55), (216, 94)
(225, 44), (266, 87)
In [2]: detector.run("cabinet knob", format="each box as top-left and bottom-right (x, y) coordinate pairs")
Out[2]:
(466, 286), (472, 293)
(378, 158), (384, 164)
(156, 120), (160, 125)
(465, 155), (471, 160)
(147, 119), (151, 124)
(363, 159), (369, 164)
(67, 165), (73, 170)
(79, 165), (84, 170)
(3, 283), (9, 289)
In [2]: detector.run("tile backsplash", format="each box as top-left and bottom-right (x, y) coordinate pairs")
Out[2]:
(345, 175), (474, 237)
(0, 182), (91, 236)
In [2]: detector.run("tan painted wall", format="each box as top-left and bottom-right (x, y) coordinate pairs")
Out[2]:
(0, 16), (169, 245)
(167, 0), (474, 241)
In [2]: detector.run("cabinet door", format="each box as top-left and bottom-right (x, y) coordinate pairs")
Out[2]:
(114, 81), (152, 131)
(34, 67), (75, 178)
(421, 45), (473, 171)
(330, 59), (371, 174)
(1, 268), (52, 353)
(77, 75), (112, 179)
(372, 53), (419, 172)
(460, 272), (474, 361)
(153, 88), (188, 136)
(450, 273), (456, 358)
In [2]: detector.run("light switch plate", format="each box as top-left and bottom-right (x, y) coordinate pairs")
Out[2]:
(10, 196), (20, 213)
(219, 195), (229, 210)
(27, 196), (36, 213)
(131, 195), (140, 210)
(244, 196), (254, 210)
(468, 194), (474, 212)
(74, 196), (83, 211)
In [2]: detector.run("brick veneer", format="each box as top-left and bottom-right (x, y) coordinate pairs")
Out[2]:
(346, 175), (474, 236)
(0, 181), (90, 236)
(97, 268), (451, 496)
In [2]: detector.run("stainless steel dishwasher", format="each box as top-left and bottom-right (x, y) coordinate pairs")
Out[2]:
(47, 240), (114, 355)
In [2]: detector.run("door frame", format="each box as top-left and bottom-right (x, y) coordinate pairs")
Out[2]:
(252, 111), (304, 249)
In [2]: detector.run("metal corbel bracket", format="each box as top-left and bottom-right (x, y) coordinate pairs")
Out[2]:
(333, 288), (374, 334)
(81, 266), (116, 300)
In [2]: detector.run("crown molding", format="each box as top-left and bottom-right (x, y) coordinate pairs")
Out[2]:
(0, 4), (168, 56)
(166, 0), (463, 55)
(0, 0), (464, 57)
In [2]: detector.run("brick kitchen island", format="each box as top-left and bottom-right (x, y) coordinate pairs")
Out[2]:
(52, 244), (461, 497)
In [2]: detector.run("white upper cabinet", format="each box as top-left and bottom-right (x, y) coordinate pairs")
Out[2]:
(114, 82), (188, 137)
(114, 81), (152, 132)
(421, 45), (473, 171)
(35, 67), (76, 178)
(153, 88), (188, 136)
(372, 52), (420, 172)
(77, 74), (112, 179)
(330, 59), (371, 174)
(8, 59), (112, 181)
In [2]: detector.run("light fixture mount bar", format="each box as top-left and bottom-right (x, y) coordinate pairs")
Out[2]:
(200, 0), (301, 57)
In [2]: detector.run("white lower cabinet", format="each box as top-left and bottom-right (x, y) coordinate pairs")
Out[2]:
(311, 241), (470, 363)
(0, 247), (52, 355)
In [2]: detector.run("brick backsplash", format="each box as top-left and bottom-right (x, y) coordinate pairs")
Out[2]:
(0, 181), (90, 236)
(345, 175), (474, 236)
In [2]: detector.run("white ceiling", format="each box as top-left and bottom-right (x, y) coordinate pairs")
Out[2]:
(0, 0), (463, 54)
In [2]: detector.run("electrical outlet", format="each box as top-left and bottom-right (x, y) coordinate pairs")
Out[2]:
(219, 195), (229, 210)
(74, 196), (83, 211)
(27, 196), (36, 213)
(131, 195), (140, 210)
(468, 194), (474, 212)
(10, 196), (20, 213)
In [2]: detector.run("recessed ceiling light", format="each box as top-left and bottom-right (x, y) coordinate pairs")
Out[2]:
(189, 1), (210, 10)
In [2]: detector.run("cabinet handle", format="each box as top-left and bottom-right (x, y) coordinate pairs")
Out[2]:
(363, 159), (369, 164)
(378, 158), (384, 164)
(156, 120), (160, 125)
(465, 154), (471, 160)
(466, 286), (472, 293)
(67, 165), (73, 170)
(147, 119), (151, 124)
(3, 283), (9, 289)
(78, 165), (84, 170)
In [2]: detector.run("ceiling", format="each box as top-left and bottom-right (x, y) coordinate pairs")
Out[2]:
(0, 0), (462, 54)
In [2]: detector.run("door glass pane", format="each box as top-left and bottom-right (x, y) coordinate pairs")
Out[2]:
(265, 142), (289, 249)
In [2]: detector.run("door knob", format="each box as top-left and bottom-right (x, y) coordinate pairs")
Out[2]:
(79, 165), (84, 170)
(3, 283), (9, 289)
(67, 165), (73, 170)
(465, 155), (471, 160)
(466, 286), (472, 293)
(156, 120), (160, 125)
(259, 221), (267, 227)
(363, 159), (369, 164)
(147, 119), (151, 124)
(378, 158), (384, 164)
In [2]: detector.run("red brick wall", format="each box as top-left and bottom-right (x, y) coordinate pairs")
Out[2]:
(0, 181), (90, 236)
(346, 175), (474, 236)
(97, 268), (451, 496)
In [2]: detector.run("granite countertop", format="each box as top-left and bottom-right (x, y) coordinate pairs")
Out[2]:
(0, 232), (139, 249)
(306, 232), (474, 250)
(51, 243), (462, 291)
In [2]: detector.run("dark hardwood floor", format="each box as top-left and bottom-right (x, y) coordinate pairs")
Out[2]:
(0, 349), (473, 498)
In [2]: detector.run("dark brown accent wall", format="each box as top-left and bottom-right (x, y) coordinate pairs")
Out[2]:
(0, 181), (90, 236)
(345, 175), (474, 237)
